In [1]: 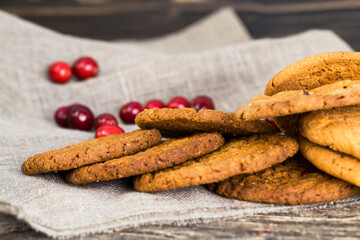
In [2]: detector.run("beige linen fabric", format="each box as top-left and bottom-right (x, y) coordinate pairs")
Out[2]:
(0, 7), (358, 238)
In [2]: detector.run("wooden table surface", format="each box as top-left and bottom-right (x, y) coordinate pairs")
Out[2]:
(2, 200), (360, 239)
(1, 0), (360, 239)
(2, 0), (360, 50)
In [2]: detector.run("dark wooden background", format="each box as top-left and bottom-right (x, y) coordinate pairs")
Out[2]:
(1, 0), (360, 239)
(1, 0), (360, 50)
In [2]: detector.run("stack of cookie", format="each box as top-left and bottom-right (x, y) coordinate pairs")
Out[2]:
(133, 108), (298, 192)
(22, 52), (360, 206)
(22, 108), (292, 185)
(22, 108), (301, 201)
(227, 52), (360, 204)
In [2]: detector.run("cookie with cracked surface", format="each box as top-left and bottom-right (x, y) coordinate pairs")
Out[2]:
(300, 105), (360, 159)
(208, 155), (360, 205)
(66, 132), (225, 184)
(299, 136), (360, 187)
(135, 108), (274, 137)
(235, 80), (360, 121)
(21, 129), (162, 175)
(133, 134), (298, 192)
(264, 51), (360, 96)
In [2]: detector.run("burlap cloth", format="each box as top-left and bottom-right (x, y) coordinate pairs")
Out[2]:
(0, 7), (359, 238)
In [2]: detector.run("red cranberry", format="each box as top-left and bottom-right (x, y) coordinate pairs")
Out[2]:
(167, 96), (190, 109)
(145, 99), (165, 109)
(48, 61), (72, 84)
(119, 101), (143, 124)
(54, 103), (86, 128)
(191, 95), (215, 111)
(54, 106), (70, 128)
(73, 57), (99, 80)
(95, 125), (125, 138)
(265, 118), (281, 133)
(67, 105), (94, 131)
(94, 113), (118, 129)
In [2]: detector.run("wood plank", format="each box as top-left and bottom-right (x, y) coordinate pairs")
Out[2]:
(0, 0), (359, 50)
(1, 202), (360, 239)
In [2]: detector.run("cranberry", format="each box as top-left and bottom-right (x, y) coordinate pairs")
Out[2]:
(167, 96), (190, 109)
(191, 95), (215, 111)
(54, 106), (70, 128)
(119, 101), (143, 124)
(94, 113), (118, 129)
(73, 57), (99, 80)
(145, 99), (165, 109)
(48, 61), (72, 84)
(95, 125), (125, 138)
(67, 105), (94, 131)
(54, 103), (86, 128)
(265, 118), (281, 133)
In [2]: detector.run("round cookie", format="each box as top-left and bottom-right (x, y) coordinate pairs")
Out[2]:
(22, 129), (162, 175)
(299, 136), (360, 187)
(235, 80), (360, 121)
(133, 134), (299, 192)
(208, 155), (360, 205)
(66, 132), (225, 184)
(135, 108), (274, 137)
(300, 105), (360, 159)
(264, 51), (360, 96)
